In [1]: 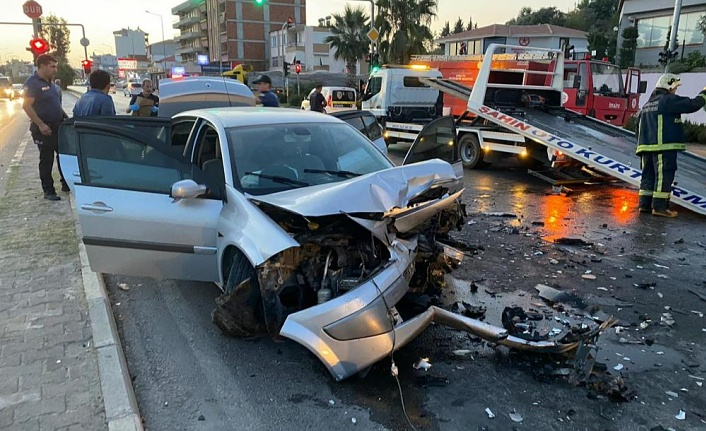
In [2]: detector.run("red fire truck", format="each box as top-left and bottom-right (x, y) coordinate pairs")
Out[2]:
(409, 55), (646, 127)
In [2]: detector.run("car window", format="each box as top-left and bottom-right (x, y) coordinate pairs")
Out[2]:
(343, 116), (366, 135)
(227, 122), (392, 195)
(78, 131), (193, 194)
(361, 114), (383, 140)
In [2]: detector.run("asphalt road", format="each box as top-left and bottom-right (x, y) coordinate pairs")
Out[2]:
(18, 94), (694, 430)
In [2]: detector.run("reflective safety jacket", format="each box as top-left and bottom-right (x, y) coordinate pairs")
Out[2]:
(637, 88), (706, 154)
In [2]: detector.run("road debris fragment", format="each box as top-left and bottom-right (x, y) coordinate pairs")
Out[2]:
(675, 410), (686, 420)
(413, 358), (432, 371)
(485, 408), (495, 418)
(554, 237), (593, 246)
(582, 274), (597, 280)
(665, 391), (679, 398)
(509, 411), (523, 422)
(118, 283), (129, 291)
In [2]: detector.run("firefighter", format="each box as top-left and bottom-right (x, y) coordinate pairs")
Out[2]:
(636, 73), (706, 217)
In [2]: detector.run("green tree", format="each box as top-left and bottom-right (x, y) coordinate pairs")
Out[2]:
(325, 5), (369, 87)
(440, 21), (451, 38)
(453, 17), (464, 34)
(39, 14), (73, 89)
(375, 0), (438, 64)
(618, 26), (638, 68)
(506, 7), (565, 26)
(466, 16), (474, 32)
(39, 14), (71, 60)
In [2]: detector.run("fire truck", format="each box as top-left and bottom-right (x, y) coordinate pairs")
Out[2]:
(363, 44), (706, 217)
(408, 54), (646, 127)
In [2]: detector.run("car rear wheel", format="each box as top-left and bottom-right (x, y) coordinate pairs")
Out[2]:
(460, 134), (486, 169)
(212, 249), (266, 338)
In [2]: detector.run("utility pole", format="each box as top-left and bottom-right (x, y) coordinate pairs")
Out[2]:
(666, 0), (682, 72)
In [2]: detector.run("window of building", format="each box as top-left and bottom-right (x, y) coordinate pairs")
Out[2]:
(471, 40), (482, 55)
(636, 11), (705, 48)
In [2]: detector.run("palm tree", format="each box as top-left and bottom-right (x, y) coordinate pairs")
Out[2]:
(325, 5), (369, 88)
(375, 0), (438, 64)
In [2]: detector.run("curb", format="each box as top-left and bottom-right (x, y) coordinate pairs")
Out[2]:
(71, 199), (143, 431)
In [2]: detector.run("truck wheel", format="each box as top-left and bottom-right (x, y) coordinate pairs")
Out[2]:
(460, 134), (483, 169)
(212, 249), (266, 338)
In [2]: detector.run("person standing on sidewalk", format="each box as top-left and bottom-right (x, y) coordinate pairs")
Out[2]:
(253, 75), (280, 107)
(73, 70), (116, 117)
(309, 84), (327, 113)
(23, 54), (69, 201)
(126, 78), (159, 117)
(636, 73), (706, 218)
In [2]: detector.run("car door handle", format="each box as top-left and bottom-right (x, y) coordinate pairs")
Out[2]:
(81, 203), (113, 213)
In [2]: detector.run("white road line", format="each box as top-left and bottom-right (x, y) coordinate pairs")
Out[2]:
(7, 135), (30, 172)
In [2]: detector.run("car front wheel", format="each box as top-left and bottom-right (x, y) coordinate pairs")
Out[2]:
(212, 249), (266, 338)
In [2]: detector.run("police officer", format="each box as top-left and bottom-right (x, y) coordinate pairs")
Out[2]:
(309, 84), (327, 113)
(22, 54), (69, 201)
(636, 73), (706, 217)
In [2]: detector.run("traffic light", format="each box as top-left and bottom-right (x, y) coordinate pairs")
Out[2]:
(283, 61), (290, 76)
(81, 59), (93, 74)
(294, 61), (301, 74)
(29, 38), (49, 57)
(658, 50), (668, 66)
(254, 0), (264, 5)
(371, 53), (380, 73)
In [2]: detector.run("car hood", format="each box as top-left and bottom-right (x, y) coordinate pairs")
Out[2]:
(250, 159), (461, 217)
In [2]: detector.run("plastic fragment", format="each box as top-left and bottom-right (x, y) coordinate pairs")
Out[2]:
(413, 358), (432, 371)
(665, 391), (679, 398)
(613, 363), (624, 371)
(676, 410), (686, 420)
(509, 411), (523, 423)
(485, 408), (495, 418)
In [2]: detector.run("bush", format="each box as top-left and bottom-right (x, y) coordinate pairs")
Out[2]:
(55, 61), (75, 90)
(288, 92), (305, 108)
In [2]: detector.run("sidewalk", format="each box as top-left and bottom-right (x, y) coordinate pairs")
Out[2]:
(0, 132), (138, 430)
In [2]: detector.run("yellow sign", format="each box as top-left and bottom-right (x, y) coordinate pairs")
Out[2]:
(366, 27), (379, 43)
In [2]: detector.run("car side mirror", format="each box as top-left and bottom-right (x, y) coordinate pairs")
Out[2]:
(638, 81), (648, 94)
(170, 179), (207, 202)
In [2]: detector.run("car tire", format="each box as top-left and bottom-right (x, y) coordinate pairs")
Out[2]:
(459, 133), (487, 169)
(212, 249), (266, 338)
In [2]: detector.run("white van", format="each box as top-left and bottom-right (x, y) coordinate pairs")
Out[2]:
(300, 86), (357, 113)
(361, 67), (443, 123)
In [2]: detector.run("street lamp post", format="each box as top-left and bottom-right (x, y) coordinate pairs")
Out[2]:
(280, 19), (293, 99)
(145, 10), (167, 72)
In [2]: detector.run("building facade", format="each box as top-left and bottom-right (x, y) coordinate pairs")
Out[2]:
(617, 0), (706, 67)
(113, 28), (149, 58)
(436, 24), (589, 57)
(172, 0), (304, 71)
(269, 25), (357, 74)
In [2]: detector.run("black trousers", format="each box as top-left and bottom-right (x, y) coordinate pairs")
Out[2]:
(639, 150), (678, 211)
(31, 122), (66, 194)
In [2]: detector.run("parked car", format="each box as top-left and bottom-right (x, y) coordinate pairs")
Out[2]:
(58, 99), (468, 380)
(300, 86), (357, 113)
(0, 77), (14, 100)
(123, 81), (142, 97)
(330, 110), (387, 155)
(11, 83), (24, 98)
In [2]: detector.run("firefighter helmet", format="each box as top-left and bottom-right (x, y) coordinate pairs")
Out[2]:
(655, 73), (682, 91)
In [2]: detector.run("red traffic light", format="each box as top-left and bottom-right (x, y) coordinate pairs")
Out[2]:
(81, 59), (93, 73)
(29, 38), (49, 55)
(295, 63), (301, 74)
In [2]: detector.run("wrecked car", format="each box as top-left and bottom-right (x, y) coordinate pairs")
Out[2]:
(58, 100), (474, 379)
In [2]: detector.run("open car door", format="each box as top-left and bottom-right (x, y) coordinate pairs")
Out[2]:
(60, 118), (222, 282)
(402, 115), (462, 179)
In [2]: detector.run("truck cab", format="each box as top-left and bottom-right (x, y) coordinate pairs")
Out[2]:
(361, 67), (443, 124)
(562, 59), (646, 126)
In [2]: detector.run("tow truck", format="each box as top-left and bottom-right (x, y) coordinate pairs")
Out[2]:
(370, 44), (706, 217)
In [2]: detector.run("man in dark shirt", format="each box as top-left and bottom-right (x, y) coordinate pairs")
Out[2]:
(253, 75), (279, 107)
(309, 85), (327, 113)
(126, 79), (159, 117)
(73, 70), (116, 117)
(23, 54), (69, 201)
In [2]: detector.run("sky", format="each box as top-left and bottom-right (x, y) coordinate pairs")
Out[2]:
(1, 0), (579, 65)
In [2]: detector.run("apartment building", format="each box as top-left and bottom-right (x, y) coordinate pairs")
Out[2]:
(269, 25), (359, 74)
(617, 0), (706, 66)
(172, 0), (304, 71)
(113, 28), (149, 58)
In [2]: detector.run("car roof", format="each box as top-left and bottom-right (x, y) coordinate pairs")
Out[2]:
(176, 107), (346, 129)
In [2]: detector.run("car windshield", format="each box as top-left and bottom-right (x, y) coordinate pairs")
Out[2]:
(227, 122), (393, 195)
(591, 63), (624, 96)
